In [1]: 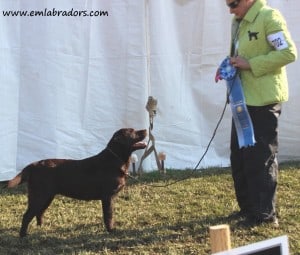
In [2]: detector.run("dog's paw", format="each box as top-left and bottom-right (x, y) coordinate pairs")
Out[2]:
(107, 227), (117, 234)
(19, 232), (27, 238)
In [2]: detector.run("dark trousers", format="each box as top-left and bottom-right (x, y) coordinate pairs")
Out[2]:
(230, 103), (281, 220)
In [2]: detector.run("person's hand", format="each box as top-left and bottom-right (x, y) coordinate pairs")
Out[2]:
(230, 56), (251, 70)
(215, 68), (222, 83)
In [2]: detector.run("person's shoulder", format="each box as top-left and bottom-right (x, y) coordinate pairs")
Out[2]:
(260, 5), (287, 29)
(261, 5), (284, 21)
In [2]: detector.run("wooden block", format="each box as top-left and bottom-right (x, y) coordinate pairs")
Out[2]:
(209, 224), (231, 253)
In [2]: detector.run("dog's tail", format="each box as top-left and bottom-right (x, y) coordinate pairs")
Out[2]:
(7, 165), (32, 188)
(7, 173), (22, 188)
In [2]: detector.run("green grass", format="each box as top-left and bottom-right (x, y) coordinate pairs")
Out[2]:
(1, 161), (300, 255)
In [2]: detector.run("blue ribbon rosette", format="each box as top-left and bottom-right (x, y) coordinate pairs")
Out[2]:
(219, 57), (256, 148)
(219, 56), (237, 80)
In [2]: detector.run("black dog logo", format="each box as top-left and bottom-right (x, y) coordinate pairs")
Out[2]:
(248, 30), (259, 41)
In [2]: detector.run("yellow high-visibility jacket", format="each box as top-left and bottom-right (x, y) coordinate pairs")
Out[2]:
(232, 0), (297, 106)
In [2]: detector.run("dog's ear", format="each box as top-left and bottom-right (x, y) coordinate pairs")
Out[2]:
(109, 129), (135, 148)
(113, 129), (131, 141)
(110, 132), (124, 145)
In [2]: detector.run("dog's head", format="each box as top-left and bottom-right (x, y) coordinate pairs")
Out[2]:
(107, 128), (147, 155)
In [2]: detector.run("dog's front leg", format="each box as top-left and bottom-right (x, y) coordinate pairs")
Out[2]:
(101, 197), (114, 232)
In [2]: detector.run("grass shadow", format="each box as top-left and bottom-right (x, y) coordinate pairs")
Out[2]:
(1, 214), (234, 254)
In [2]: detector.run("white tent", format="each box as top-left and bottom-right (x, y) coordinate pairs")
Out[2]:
(0, 0), (299, 181)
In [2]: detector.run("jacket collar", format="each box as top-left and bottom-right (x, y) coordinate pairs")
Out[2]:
(242, 0), (266, 23)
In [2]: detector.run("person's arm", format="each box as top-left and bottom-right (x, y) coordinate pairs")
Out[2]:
(248, 10), (297, 77)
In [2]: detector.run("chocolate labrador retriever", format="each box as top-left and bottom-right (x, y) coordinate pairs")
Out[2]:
(8, 128), (147, 237)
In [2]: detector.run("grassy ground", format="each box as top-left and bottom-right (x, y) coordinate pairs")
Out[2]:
(0, 161), (299, 255)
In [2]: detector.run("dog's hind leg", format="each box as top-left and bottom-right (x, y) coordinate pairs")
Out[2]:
(20, 207), (36, 237)
(20, 193), (51, 237)
(36, 196), (54, 226)
(101, 197), (114, 232)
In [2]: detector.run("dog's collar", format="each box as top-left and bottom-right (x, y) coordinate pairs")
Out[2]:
(106, 147), (129, 176)
(106, 147), (125, 163)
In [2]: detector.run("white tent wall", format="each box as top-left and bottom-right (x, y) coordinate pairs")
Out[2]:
(0, 0), (299, 181)
(147, 0), (232, 169)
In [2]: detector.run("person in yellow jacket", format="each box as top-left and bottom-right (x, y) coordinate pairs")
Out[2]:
(216, 0), (297, 226)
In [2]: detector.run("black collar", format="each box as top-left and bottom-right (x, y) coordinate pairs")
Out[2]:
(106, 147), (126, 164)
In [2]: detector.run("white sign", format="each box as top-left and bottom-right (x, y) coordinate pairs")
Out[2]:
(212, 235), (289, 255)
